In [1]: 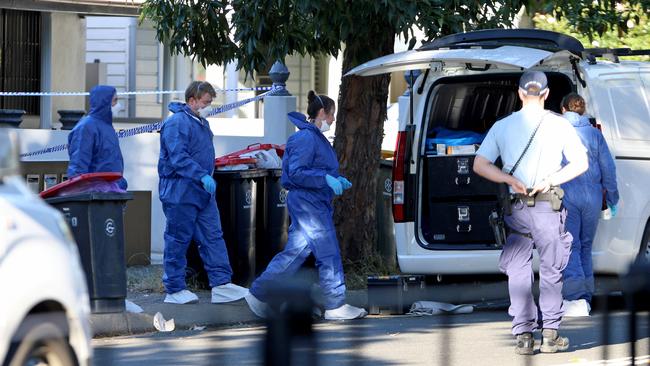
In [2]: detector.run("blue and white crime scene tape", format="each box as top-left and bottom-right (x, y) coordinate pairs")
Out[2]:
(19, 86), (283, 158)
(1, 86), (273, 97)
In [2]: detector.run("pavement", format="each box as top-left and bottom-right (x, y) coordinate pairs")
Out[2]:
(89, 289), (368, 338)
(88, 267), (526, 338)
(91, 267), (620, 339)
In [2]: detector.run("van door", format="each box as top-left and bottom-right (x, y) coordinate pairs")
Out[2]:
(345, 45), (556, 77)
(600, 70), (650, 155)
(584, 66), (650, 272)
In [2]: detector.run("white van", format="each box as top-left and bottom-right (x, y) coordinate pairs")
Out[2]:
(0, 130), (92, 366)
(347, 29), (650, 276)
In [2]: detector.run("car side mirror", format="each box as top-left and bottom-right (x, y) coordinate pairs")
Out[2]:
(0, 128), (20, 180)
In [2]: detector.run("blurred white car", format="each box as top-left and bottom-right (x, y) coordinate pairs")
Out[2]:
(0, 130), (91, 366)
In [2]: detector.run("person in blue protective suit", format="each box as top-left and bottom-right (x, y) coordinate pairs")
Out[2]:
(245, 90), (368, 320)
(560, 93), (619, 317)
(67, 85), (127, 189)
(158, 81), (248, 304)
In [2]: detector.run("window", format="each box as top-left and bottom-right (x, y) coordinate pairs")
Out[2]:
(0, 9), (41, 114)
(606, 76), (650, 141)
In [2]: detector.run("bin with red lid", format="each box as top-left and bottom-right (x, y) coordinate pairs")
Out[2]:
(222, 142), (285, 159)
(44, 172), (132, 313)
(40, 172), (124, 198)
(214, 156), (257, 169)
(186, 167), (268, 288)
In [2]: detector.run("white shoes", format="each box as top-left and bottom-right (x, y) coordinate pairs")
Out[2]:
(244, 292), (268, 318)
(563, 299), (591, 317)
(164, 289), (199, 304)
(164, 284), (248, 304)
(324, 304), (368, 320)
(212, 283), (249, 303)
(244, 294), (367, 321)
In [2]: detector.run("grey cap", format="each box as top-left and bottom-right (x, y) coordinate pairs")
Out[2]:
(519, 71), (548, 96)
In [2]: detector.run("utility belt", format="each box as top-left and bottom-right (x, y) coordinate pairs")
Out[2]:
(489, 185), (564, 247)
(511, 186), (564, 212)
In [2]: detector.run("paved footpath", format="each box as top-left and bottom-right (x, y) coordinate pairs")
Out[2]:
(93, 309), (649, 366)
(90, 289), (367, 337)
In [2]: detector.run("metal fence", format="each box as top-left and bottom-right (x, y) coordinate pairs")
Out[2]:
(0, 9), (41, 114)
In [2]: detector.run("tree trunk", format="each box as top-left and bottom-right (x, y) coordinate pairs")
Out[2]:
(333, 29), (395, 265)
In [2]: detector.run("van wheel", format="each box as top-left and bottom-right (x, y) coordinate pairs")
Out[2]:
(4, 312), (77, 366)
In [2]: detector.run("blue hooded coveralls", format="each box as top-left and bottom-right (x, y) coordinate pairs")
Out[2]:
(67, 85), (128, 189)
(158, 102), (233, 293)
(250, 112), (346, 310)
(561, 111), (619, 303)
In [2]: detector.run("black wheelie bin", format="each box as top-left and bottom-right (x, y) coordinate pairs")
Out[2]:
(42, 172), (132, 313)
(256, 168), (290, 275)
(213, 168), (267, 286)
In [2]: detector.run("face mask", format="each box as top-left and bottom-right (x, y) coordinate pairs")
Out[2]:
(198, 106), (212, 118)
(111, 102), (123, 117)
(319, 120), (331, 133)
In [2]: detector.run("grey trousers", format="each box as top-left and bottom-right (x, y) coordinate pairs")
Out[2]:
(500, 200), (572, 335)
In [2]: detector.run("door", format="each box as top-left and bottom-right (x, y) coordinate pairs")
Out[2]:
(345, 45), (558, 77)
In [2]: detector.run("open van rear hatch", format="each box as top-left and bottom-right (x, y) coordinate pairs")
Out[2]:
(346, 29), (583, 77)
(420, 29), (584, 56)
(345, 46), (555, 76)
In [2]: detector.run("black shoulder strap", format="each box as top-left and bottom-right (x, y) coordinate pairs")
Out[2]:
(508, 112), (549, 176)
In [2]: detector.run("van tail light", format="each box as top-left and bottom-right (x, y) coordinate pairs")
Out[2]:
(392, 127), (415, 222)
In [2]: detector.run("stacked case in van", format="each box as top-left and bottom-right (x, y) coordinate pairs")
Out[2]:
(423, 155), (500, 245)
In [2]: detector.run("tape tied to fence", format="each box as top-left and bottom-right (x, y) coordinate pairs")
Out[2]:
(20, 86), (283, 158)
(1, 86), (273, 97)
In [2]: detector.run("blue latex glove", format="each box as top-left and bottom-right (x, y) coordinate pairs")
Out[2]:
(201, 175), (216, 195)
(325, 174), (343, 195)
(338, 176), (352, 190)
(609, 204), (618, 218)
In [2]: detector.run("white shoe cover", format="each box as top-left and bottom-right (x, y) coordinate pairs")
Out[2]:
(212, 283), (249, 303)
(324, 304), (368, 320)
(244, 292), (268, 318)
(563, 299), (590, 317)
(125, 299), (143, 313)
(164, 289), (199, 304)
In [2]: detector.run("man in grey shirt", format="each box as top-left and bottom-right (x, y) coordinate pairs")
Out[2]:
(474, 71), (588, 355)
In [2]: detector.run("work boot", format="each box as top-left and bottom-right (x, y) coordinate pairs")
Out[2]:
(515, 332), (534, 355)
(540, 329), (570, 353)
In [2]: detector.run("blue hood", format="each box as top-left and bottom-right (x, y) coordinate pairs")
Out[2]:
(88, 85), (116, 122)
(168, 101), (188, 114)
(563, 111), (591, 127)
(288, 111), (318, 132)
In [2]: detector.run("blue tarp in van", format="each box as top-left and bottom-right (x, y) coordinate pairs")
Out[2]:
(426, 127), (486, 151)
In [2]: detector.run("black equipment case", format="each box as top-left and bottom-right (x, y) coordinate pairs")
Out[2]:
(367, 275), (427, 315)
